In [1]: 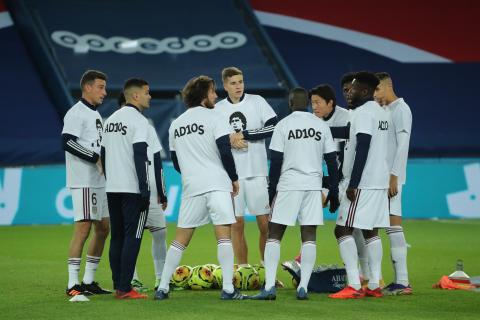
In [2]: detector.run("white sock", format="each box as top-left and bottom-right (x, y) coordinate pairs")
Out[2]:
(68, 258), (81, 288)
(158, 241), (185, 292)
(365, 236), (383, 290)
(352, 229), (369, 280)
(387, 226), (409, 286)
(338, 235), (361, 290)
(264, 239), (281, 290)
(217, 239), (235, 293)
(298, 241), (316, 292)
(151, 228), (167, 280)
(82, 255), (100, 284)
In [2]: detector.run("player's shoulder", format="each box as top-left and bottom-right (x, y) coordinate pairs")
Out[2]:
(245, 93), (268, 105)
(391, 98), (412, 114)
(65, 101), (86, 117)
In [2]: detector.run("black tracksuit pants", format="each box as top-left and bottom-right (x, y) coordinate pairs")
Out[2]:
(107, 193), (148, 292)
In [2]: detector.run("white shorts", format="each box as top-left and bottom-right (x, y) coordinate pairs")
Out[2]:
(388, 184), (403, 217)
(178, 191), (236, 228)
(336, 181), (389, 230)
(234, 177), (270, 217)
(271, 190), (324, 226)
(71, 187), (109, 222)
(145, 203), (166, 229)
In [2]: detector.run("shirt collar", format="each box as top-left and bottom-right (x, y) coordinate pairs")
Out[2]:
(81, 98), (96, 110)
(227, 93), (245, 104)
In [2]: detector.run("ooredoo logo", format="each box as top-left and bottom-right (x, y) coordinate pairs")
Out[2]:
(51, 31), (247, 54)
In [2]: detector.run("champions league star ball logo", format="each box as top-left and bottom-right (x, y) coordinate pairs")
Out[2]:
(229, 112), (247, 133)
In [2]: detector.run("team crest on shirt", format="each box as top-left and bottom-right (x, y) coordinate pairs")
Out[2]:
(229, 112), (247, 132)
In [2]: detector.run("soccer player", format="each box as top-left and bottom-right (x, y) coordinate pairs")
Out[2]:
(154, 75), (246, 300)
(252, 88), (340, 300)
(114, 94), (169, 293)
(62, 70), (111, 296)
(101, 78), (152, 299)
(328, 72), (391, 299)
(374, 72), (413, 295)
(215, 67), (277, 269)
(340, 72), (372, 285)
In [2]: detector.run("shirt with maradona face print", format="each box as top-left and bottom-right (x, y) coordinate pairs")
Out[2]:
(269, 111), (336, 191)
(169, 106), (233, 198)
(62, 100), (105, 188)
(215, 93), (277, 179)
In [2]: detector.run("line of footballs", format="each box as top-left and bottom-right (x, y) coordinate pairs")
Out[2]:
(170, 263), (266, 290)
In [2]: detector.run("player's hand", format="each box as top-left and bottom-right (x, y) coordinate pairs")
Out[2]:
(231, 180), (239, 197)
(346, 187), (357, 202)
(157, 195), (168, 211)
(389, 174), (398, 198)
(230, 132), (247, 149)
(322, 191), (328, 208)
(326, 191), (340, 213)
(96, 158), (104, 175)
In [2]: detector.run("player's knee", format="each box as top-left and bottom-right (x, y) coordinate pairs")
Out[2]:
(94, 222), (110, 239)
(232, 219), (245, 233)
(362, 229), (377, 239)
(267, 222), (286, 241)
(300, 225), (317, 242)
(334, 225), (350, 239)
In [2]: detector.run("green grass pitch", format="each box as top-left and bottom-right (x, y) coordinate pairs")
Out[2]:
(1, 220), (479, 320)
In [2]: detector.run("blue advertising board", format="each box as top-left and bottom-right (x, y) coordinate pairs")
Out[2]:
(1, 159), (479, 226)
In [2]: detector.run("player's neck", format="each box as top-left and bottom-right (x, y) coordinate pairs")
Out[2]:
(227, 93), (245, 104)
(80, 97), (96, 110)
(386, 93), (399, 105)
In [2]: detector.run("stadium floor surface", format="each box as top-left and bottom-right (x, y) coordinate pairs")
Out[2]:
(1, 220), (479, 319)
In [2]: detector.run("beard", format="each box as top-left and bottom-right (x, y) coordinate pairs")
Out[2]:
(204, 99), (215, 109)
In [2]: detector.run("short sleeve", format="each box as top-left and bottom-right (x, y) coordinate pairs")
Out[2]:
(322, 124), (337, 154)
(168, 123), (176, 152)
(213, 114), (234, 140)
(259, 96), (277, 123)
(148, 126), (162, 153)
(394, 105), (412, 134)
(353, 110), (374, 136)
(62, 109), (83, 137)
(269, 121), (285, 152)
(132, 118), (149, 145)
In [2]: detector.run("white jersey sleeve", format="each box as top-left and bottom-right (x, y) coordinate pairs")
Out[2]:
(353, 110), (375, 136)
(269, 120), (285, 153)
(168, 125), (176, 152)
(148, 126), (163, 154)
(132, 120), (149, 145)
(62, 109), (83, 137)
(213, 115), (233, 140)
(259, 96), (277, 123)
(323, 124), (337, 154)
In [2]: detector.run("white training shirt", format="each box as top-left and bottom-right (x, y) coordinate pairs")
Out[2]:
(147, 124), (163, 202)
(386, 98), (412, 185)
(169, 106), (233, 198)
(342, 100), (391, 189)
(102, 105), (150, 193)
(323, 105), (351, 151)
(215, 93), (277, 179)
(269, 111), (337, 191)
(62, 100), (105, 188)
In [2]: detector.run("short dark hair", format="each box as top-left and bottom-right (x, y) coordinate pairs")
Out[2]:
(352, 71), (380, 92)
(309, 84), (336, 107)
(80, 70), (107, 89)
(123, 78), (149, 92)
(182, 75), (215, 108)
(340, 72), (355, 87)
(222, 67), (243, 82)
(289, 87), (309, 110)
(375, 72), (391, 81)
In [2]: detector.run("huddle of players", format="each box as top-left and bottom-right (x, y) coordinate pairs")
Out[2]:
(62, 67), (412, 301)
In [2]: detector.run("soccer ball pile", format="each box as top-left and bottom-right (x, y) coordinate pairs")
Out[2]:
(169, 263), (264, 290)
